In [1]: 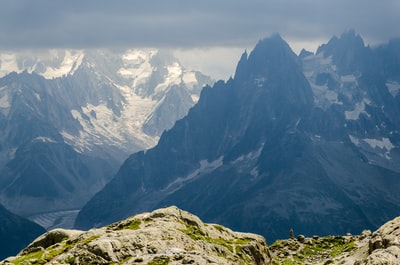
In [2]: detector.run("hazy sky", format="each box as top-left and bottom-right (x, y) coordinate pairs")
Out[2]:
(1, 0), (399, 79)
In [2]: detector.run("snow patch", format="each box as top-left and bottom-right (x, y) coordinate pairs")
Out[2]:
(0, 53), (19, 77)
(162, 156), (224, 194)
(182, 71), (197, 87)
(386, 80), (400, 97)
(33, 137), (57, 143)
(154, 62), (183, 93)
(63, 85), (159, 155)
(254, 77), (267, 88)
(0, 50), (84, 79)
(233, 145), (264, 164)
(0, 92), (10, 109)
(302, 53), (342, 109)
(191, 95), (200, 102)
(364, 138), (394, 151)
(310, 83), (341, 109)
(349, 135), (359, 145)
(250, 167), (259, 178)
(118, 49), (157, 88)
(345, 99), (371, 120)
(41, 50), (84, 79)
(349, 135), (394, 161)
(34, 92), (41, 101)
(341, 75), (357, 83)
(302, 53), (333, 79)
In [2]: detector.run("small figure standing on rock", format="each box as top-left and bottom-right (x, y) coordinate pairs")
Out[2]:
(289, 228), (295, 239)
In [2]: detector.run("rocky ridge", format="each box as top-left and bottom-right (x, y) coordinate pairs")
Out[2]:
(1, 206), (270, 265)
(2, 207), (400, 265)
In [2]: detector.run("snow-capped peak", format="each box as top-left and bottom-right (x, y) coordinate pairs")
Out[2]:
(118, 49), (158, 89)
(0, 49), (85, 79)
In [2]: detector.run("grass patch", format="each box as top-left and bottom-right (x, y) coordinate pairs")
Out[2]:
(11, 249), (45, 265)
(111, 219), (142, 231)
(64, 255), (75, 264)
(214, 224), (226, 232)
(330, 239), (356, 257)
(179, 222), (251, 247)
(301, 236), (355, 257)
(80, 235), (100, 245)
(12, 236), (77, 265)
(148, 255), (170, 265)
(178, 221), (254, 264)
(271, 236), (357, 265)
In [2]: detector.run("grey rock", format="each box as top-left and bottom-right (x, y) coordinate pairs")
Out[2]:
(297, 234), (305, 243)
(1, 206), (272, 265)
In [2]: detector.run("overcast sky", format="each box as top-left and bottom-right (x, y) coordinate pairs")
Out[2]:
(0, 0), (399, 79)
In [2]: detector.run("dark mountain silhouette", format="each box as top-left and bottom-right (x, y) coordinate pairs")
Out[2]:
(76, 32), (400, 241)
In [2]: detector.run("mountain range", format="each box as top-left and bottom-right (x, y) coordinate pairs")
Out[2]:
(75, 30), (400, 242)
(0, 48), (211, 228)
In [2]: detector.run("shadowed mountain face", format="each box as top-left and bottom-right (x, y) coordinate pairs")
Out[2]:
(76, 32), (400, 241)
(0, 203), (45, 260)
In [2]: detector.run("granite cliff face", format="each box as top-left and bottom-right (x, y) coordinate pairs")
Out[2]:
(1, 206), (271, 265)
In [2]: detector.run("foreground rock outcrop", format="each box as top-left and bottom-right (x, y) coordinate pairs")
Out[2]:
(1, 206), (271, 265)
(269, 216), (400, 264)
(360, 216), (400, 265)
(3, 206), (399, 264)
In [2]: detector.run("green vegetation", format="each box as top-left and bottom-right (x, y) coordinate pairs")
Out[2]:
(9, 233), (103, 265)
(110, 219), (142, 231)
(148, 255), (170, 265)
(178, 221), (253, 264)
(300, 236), (356, 258)
(213, 224), (226, 232)
(11, 249), (45, 265)
(179, 221), (251, 246)
(270, 236), (357, 265)
(10, 239), (74, 265)
(80, 235), (100, 245)
(64, 255), (75, 264)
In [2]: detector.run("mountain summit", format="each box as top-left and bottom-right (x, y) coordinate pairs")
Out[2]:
(75, 33), (400, 241)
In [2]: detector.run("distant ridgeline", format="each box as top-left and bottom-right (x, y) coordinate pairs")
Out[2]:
(0, 203), (45, 260)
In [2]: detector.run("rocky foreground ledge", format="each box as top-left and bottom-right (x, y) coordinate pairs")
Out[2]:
(0, 206), (270, 265)
(269, 216), (400, 265)
(1, 207), (400, 265)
